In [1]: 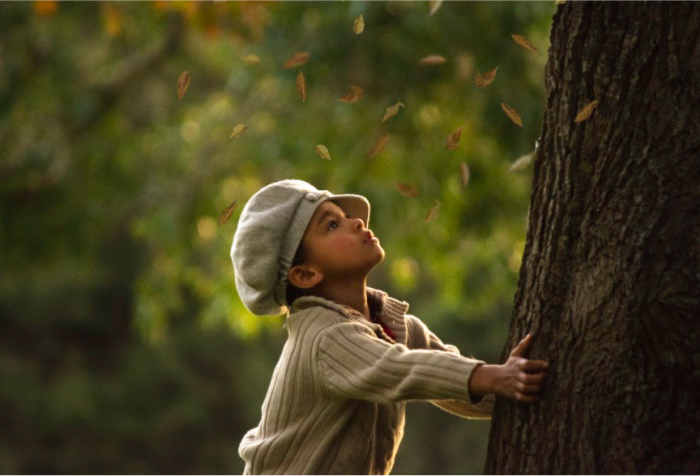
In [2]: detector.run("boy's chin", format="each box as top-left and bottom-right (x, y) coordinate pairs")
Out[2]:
(376, 248), (386, 263)
(356, 251), (384, 277)
(369, 249), (386, 268)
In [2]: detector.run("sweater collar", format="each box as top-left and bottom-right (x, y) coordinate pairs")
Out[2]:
(289, 287), (410, 345)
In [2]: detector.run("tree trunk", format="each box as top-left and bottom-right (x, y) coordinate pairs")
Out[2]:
(485, 2), (700, 473)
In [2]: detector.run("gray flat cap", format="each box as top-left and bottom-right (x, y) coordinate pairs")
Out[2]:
(231, 179), (370, 316)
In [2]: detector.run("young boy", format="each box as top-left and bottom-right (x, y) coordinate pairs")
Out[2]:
(231, 179), (548, 475)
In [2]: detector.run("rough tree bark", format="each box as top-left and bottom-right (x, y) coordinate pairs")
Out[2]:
(485, 3), (700, 473)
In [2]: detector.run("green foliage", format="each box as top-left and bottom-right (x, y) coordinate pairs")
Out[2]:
(0, 1), (554, 473)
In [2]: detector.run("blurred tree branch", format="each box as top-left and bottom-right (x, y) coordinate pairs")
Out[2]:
(69, 13), (184, 137)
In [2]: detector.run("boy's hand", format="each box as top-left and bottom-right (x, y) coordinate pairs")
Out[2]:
(495, 334), (549, 403)
(468, 334), (549, 403)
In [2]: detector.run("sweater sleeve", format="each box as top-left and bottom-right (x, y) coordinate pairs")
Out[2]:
(404, 315), (495, 419)
(314, 321), (485, 406)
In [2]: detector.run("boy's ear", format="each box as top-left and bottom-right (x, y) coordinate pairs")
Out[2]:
(287, 264), (324, 289)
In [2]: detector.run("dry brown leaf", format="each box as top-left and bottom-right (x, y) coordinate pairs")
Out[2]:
(296, 71), (307, 103)
(425, 200), (442, 223)
(382, 101), (405, 123)
(475, 66), (499, 88)
(508, 152), (533, 173)
(396, 183), (418, 198)
(102, 3), (123, 37)
(555, 0), (567, 4)
(230, 124), (248, 138)
(241, 54), (261, 65)
(428, 0), (443, 16)
(446, 127), (462, 151)
(177, 71), (190, 101)
(501, 102), (523, 127)
(218, 199), (237, 227)
(315, 144), (331, 160)
(574, 100), (599, 123)
(368, 134), (390, 159)
(511, 34), (538, 53)
(418, 55), (447, 66)
(353, 14), (364, 34)
(460, 161), (470, 189)
(35, 1), (58, 17)
(284, 51), (310, 69)
(337, 85), (364, 103)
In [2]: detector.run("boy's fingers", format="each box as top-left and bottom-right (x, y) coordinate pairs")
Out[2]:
(509, 333), (533, 358)
(521, 359), (549, 372)
(516, 393), (538, 404)
(520, 384), (542, 395)
(521, 373), (546, 385)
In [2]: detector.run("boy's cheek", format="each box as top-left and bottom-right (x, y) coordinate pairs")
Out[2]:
(330, 237), (365, 255)
(331, 236), (358, 246)
(315, 234), (366, 253)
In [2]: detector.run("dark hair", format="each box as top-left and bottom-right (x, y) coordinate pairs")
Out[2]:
(285, 242), (306, 307)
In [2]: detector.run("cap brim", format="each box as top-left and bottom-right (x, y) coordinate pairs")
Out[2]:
(327, 194), (371, 227)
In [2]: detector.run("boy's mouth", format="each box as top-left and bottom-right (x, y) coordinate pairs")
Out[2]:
(364, 231), (377, 245)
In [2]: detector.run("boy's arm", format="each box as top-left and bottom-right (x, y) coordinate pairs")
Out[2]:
(405, 315), (549, 411)
(314, 321), (486, 406)
(428, 393), (496, 419)
(404, 315), (495, 417)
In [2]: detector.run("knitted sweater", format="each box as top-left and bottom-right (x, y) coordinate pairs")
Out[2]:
(238, 287), (495, 474)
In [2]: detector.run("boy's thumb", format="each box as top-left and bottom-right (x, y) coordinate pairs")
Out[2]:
(510, 333), (532, 357)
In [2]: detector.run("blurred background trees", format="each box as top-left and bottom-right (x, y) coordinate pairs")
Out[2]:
(0, 1), (554, 473)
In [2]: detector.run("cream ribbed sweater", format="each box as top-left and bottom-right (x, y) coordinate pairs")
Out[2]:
(238, 287), (495, 474)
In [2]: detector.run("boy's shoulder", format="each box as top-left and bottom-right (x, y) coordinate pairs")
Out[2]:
(287, 289), (413, 346)
(288, 295), (356, 324)
(284, 296), (357, 343)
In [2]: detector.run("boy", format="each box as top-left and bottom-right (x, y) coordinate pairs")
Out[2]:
(231, 179), (548, 474)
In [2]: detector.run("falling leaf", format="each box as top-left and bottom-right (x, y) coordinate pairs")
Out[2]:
(460, 162), (470, 189)
(177, 71), (190, 101)
(315, 144), (331, 160)
(204, 23), (220, 40)
(218, 199), (237, 227)
(425, 200), (442, 223)
(446, 127), (462, 151)
(501, 102), (523, 127)
(241, 54), (261, 65)
(102, 3), (123, 37)
(508, 152), (534, 173)
(284, 51), (310, 69)
(34, 0), (58, 16)
(152, 1), (168, 11)
(428, 0), (443, 16)
(574, 99), (599, 123)
(396, 183), (418, 198)
(230, 124), (248, 138)
(418, 55), (447, 66)
(353, 14), (364, 34)
(382, 101), (405, 123)
(475, 66), (499, 88)
(368, 134), (390, 159)
(511, 34), (538, 53)
(296, 71), (307, 103)
(337, 85), (364, 103)
(555, 0), (567, 4)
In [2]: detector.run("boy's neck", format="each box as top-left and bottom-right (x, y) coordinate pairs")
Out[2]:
(313, 277), (371, 321)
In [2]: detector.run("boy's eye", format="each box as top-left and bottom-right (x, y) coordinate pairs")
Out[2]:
(327, 215), (349, 231)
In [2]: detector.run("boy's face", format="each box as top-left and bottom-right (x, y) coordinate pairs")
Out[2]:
(288, 200), (384, 287)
